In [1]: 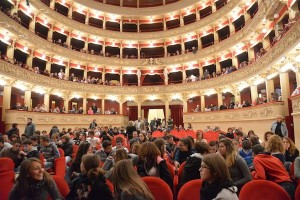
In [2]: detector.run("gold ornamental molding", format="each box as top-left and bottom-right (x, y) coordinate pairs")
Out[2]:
(0, 20), (299, 96)
(183, 102), (284, 123)
(75, 0), (201, 16)
(31, 0), (239, 40)
(1, 3), (264, 67)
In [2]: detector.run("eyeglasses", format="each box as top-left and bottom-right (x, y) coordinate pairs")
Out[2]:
(200, 164), (210, 169)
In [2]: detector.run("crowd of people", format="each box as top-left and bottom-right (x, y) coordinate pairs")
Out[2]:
(0, 114), (299, 199)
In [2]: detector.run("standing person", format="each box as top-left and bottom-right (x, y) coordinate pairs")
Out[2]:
(112, 159), (154, 200)
(67, 154), (113, 200)
(251, 144), (295, 200)
(150, 118), (157, 131)
(24, 118), (35, 138)
(200, 154), (239, 200)
(89, 119), (98, 130)
(134, 116), (145, 131)
(9, 158), (63, 200)
(126, 121), (137, 140)
(218, 138), (252, 191)
(91, 103), (98, 114)
(167, 116), (174, 130)
(271, 115), (288, 138)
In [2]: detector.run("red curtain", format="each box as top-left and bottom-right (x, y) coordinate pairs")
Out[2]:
(144, 108), (149, 119)
(128, 106), (138, 121)
(170, 105), (183, 126)
(141, 75), (146, 85)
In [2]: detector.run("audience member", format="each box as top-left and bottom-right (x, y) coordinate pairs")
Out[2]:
(112, 159), (154, 200)
(218, 139), (252, 191)
(9, 158), (63, 200)
(178, 142), (209, 190)
(0, 139), (24, 171)
(283, 136), (299, 163)
(67, 154), (113, 200)
(271, 115), (288, 138)
(200, 153), (239, 200)
(239, 140), (253, 169)
(96, 140), (113, 163)
(251, 144), (295, 199)
(21, 139), (40, 159)
(24, 118), (35, 137)
(137, 142), (172, 189)
(39, 136), (60, 170)
(174, 138), (194, 169)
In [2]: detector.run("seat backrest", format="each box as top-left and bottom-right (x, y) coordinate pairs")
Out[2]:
(177, 179), (203, 200)
(186, 130), (196, 139)
(239, 180), (291, 200)
(106, 179), (114, 193)
(166, 161), (175, 179)
(0, 157), (14, 172)
(51, 175), (70, 198)
(178, 130), (187, 139)
(178, 161), (186, 180)
(142, 177), (173, 200)
(72, 145), (79, 154)
(152, 131), (163, 138)
(58, 148), (64, 157)
(54, 157), (66, 177)
(0, 171), (15, 200)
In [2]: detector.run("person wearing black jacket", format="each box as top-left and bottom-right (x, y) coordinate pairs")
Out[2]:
(6, 123), (19, 138)
(178, 142), (209, 190)
(59, 135), (73, 164)
(49, 125), (59, 138)
(67, 154), (113, 200)
(126, 121), (137, 140)
(21, 139), (39, 159)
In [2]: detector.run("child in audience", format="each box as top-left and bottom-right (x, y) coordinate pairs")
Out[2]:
(200, 153), (239, 200)
(9, 158), (63, 200)
(218, 138), (252, 191)
(261, 131), (274, 148)
(112, 159), (154, 200)
(239, 140), (253, 169)
(67, 154), (113, 200)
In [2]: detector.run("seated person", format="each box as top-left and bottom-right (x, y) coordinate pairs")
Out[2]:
(0, 140), (24, 171)
(21, 139), (40, 159)
(39, 136), (60, 170)
(58, 135), (73, 164)
(87, 130), (100, 148)
(251, 144), (295, 199)
(112, 137), (129, 154)
(178, 142), (209, 190)
(96, 140), (113, 163)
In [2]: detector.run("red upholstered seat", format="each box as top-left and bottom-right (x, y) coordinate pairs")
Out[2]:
(142, 177), (173, 200)
(178, 130), (187, 139)
(203, 131), (219, 143)
(177, 179), (203, 200)
(239, 180), (291, 200)
(186, 130), (196, 139)
(152, 131), (164, 138)
(72, 145), (79, 154)
(48, 175), (70, 200)
(0, 157), (14, 172)
(170, 130), (180, 138)
(106, 179), (114, 193)
(0, 171), (15, 200)
(58, 148), (65, 157)
(54, 157), (66, 177)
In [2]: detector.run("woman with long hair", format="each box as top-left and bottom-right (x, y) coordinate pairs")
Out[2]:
(200, 153), (238, 200)
(194, 131), (207, 143)
(138, 132), (148, 144)
(266, 135), (285, 164)
(154, 138), (169, 161)
(68, 141), (92, 181)
(218, 138), (252, 191)
(112, 159), (154, 200)
(67, 154), (113, 200)
(174, 137), (194, 169)
(9, 158), (63, 200)
(283, 136), (299, 163)
(137, 142), (172, 189)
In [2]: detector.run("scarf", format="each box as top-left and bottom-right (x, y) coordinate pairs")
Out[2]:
(200, 180), (233, 200)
